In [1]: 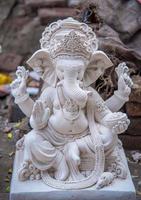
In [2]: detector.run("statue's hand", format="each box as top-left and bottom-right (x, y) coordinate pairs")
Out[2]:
(118, 75), (131, 97)
(101, 112), (130, 134)
(30, 100), (50, 130)
(112, 119), (130, 134)
(10, 66), (28, 98)
(115, 62), (133, 99)
(112, 114), (130, 134)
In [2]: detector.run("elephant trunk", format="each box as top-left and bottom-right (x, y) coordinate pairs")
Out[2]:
(63, 69), (87, 107)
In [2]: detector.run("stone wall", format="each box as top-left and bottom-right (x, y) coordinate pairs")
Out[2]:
(120, 75), (141, 149)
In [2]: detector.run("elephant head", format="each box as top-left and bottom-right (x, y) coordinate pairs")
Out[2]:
(27, 49), (113, 107)
(55, 56), (88, 107)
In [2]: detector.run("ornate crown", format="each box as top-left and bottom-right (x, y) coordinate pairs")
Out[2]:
(40, 18), (98, 60)
(51, 31), (91, 59)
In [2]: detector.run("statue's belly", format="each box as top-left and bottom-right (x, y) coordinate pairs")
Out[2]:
(49, 110), (88, 135)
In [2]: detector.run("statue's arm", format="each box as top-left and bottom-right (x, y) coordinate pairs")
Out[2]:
(92, 89), (111, 123)
(29, 87), (54, 130)
(105, 62), (133, 112)
(15, 95), (34, 117)
(91, 88), (130, 134)
(105, 92), (128, 112)
(10, 66), (34, 117)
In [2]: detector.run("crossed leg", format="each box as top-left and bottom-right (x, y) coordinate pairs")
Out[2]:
(18, 130), (69, 181)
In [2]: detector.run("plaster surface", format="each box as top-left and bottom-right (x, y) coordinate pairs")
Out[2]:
(10, 148), (136, 200)
(10, 18), (134, 189)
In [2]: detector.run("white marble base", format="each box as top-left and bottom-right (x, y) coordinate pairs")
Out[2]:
(10, 148), (136, 200)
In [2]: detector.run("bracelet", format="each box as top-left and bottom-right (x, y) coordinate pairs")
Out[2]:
(14, 93), (29, 104)
(114, 90), (129, 102)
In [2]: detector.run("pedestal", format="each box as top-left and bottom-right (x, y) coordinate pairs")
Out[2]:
(10, 148), (136, 200)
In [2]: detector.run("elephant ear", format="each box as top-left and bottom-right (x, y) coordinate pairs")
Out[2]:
(27, 49), (57, 87)
(83, 51), (113, 87)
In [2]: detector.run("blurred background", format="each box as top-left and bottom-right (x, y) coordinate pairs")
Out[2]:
(0, 0), (141, 199)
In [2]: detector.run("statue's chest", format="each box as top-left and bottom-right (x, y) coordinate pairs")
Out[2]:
(50, 99), (88, 134)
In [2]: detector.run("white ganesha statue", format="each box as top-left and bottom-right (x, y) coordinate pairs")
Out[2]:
(11, 18), (133, 189)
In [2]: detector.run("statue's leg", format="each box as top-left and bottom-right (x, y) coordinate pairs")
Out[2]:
(98, 125), (127, 179)
(64, 141), (84, 181)
(18, 130), (69, 181)
(76, 136), (96, 177)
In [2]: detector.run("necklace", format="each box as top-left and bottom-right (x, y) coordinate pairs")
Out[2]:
(56, 86), (81, 121)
